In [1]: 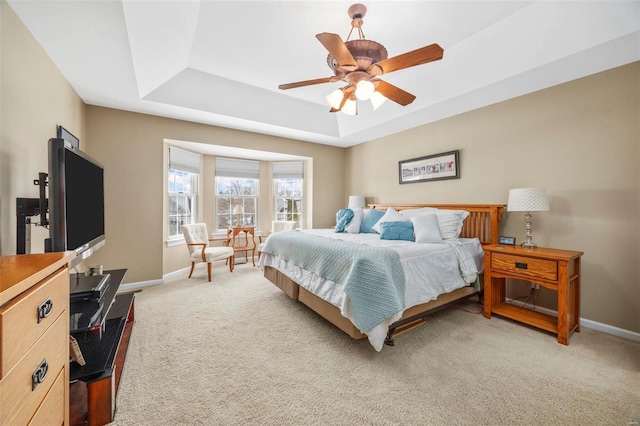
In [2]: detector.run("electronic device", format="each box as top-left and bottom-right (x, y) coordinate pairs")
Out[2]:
(47, 138), (106, 268)
(498, 236), (516, 245)
(70, 273), (111, 302)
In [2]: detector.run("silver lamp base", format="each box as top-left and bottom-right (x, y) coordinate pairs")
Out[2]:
(521, 212), (537, 248)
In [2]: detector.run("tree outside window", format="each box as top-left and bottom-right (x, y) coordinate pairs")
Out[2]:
(215, 177), (258, 231)
(274, 178), (302, 225)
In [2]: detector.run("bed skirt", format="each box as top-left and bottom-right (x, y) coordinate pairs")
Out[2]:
(264, 266), (480, 341)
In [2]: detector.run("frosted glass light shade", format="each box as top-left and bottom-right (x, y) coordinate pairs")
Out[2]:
(370, 91), (388, 110)
(348, 195), (365, 209)
(355, 80), (375, 100)
(507, 188), (550, 212)
(342, 98), (357, 115)
(326, 89), (344, 110)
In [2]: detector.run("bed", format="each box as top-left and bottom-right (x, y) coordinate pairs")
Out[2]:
(259, 203), (504, 351)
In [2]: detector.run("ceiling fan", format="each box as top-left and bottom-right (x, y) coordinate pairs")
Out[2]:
(278, 3), (444, 115)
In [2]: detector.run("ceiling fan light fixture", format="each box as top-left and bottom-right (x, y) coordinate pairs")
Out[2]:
(326, 89), (344, 110)
(355, 80), (375, 100)
(342, 97), (357, 116)
(370, 91), (388, 110)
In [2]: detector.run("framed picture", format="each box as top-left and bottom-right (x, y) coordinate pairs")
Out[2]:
(57, 125), (79, 149)
(398, 150), (460, 184)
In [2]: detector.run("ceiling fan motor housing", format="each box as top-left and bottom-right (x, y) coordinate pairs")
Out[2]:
(326, 39), (388, 74)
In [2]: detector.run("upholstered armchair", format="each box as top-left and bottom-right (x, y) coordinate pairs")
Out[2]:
(257, 220), (297, 258)
(182, 223), (235, 282)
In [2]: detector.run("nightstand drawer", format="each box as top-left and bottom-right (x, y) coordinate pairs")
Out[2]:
(491, 253), (558, 281)
(0, 268), (68, 378)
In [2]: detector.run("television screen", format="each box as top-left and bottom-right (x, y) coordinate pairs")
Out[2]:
(64, 148), (104, 250)
(48, 138), (105, 266)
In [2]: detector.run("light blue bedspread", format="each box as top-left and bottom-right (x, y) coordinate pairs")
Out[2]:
(261, 230), (405, 332)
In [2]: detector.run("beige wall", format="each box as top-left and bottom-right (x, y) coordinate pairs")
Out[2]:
(0, 0), (85, 255)
(2, 0), (637, 333)
(345, 62), (640, 333)
(84, 107), (344, 282)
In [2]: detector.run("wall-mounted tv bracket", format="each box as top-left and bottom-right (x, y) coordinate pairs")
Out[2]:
(16, 172), (49, 254)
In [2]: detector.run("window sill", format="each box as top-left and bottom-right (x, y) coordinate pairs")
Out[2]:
(166, 237), (185, 247)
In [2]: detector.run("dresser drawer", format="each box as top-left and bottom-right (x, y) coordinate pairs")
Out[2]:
(491, 253), (558, 281)
(28, 367), (66, 426)
(0, 268), (69, 377)
(0, 313), (67, 426)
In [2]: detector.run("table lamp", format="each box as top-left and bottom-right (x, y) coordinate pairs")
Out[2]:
(507, 188), (550, 248)
(233, 204), (244, 226)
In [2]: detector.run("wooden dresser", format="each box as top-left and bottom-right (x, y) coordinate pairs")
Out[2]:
(0, 251), (75, 425)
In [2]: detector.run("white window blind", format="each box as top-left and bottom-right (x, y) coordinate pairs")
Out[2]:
(215, 158), (260, 179)
(169, 147), (200, 174)
(273, 161), (303, 179)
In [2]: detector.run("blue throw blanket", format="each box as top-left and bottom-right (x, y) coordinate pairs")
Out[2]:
(261, 231), (406, 332)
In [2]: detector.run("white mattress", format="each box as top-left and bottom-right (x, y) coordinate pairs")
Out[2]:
(260, 229), (484, 351)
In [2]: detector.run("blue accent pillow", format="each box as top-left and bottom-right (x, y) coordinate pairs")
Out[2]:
(360, 209), (385, 233)
(379, 221), (415, 241)
(335, 208), (354, 232)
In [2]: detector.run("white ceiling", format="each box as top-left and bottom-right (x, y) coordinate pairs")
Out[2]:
(8, 0), (640, 148)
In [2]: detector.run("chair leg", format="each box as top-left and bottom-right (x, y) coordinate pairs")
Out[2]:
(207, 262), (212, 282)
(188, 262), (195, 278)
(229, 255), (235, 272)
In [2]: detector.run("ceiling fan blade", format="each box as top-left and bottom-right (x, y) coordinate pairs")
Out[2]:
(375, 80), (416, 106)
(316, 33), (358, 71)
(279, 77), (336, 90)
(369, 43), (444, 76)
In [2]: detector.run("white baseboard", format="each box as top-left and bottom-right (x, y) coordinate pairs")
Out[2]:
(118, 267), (190, 292)
(506, 298), (640, 343)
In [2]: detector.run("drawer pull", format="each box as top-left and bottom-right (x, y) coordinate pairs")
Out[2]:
(515, 262), (528, 269)
(32, 358), (49, 391)
(37, 297), (53, 323)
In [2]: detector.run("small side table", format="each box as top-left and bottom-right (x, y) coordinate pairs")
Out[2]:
(227, 226), (257, 266)
(483, 244), (583, 345)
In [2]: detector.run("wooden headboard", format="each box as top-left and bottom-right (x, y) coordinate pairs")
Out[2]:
(368, 203), (505, 245)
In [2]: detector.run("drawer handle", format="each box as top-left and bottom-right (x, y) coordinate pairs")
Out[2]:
(32, 358), (49, 391)
(37, 297), (53, 323)
(515, 262), (528, 269)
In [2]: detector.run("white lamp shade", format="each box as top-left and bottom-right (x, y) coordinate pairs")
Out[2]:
(348, 195), (366, 209)
(370, 91), (388, 110)
(342, 98), (357, 115)
(355, 80), (375, 100)
(233, 204), (244, 214)
(507, 188), (550, 212)
(326, 89), (344, 110)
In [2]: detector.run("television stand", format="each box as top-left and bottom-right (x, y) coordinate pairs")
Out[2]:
(69, 269), (135, 426)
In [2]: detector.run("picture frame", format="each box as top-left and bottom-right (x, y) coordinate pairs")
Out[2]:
(57, 125), (79, 149)
(398, 150), (460, 184)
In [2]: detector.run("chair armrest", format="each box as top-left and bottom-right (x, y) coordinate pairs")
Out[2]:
(187, 242), (207, 261)
(209, 237), (231, 246)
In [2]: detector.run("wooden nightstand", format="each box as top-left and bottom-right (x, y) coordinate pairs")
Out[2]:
(483, 244), (583, 345)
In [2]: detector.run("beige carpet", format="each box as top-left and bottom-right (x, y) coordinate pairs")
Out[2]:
(110, 263), (639, 425)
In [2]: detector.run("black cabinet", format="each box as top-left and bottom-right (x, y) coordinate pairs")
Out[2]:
(69, 269), (135, 426)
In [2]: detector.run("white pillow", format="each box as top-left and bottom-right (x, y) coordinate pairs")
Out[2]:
(372, 207), (409, 233)
(411, 214), (443, 243)
(346, 208), (364, 234)
(436, 210), (470, 239)
(400, 207), (439, 219)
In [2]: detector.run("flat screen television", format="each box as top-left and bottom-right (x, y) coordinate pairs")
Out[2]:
(47, 138), (105, 267)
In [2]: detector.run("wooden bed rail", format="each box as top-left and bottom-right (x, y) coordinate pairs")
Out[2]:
(368, 203), (505, 245)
